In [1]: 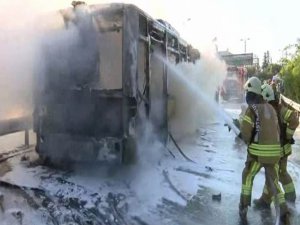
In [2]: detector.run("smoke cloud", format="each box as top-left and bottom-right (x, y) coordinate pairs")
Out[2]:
(0, 0), (100, 120)
(0, 0), (226, 150)
(0, 1), (37, 119)
(168, 51), (227, 138)
(0, 0), (61, 119)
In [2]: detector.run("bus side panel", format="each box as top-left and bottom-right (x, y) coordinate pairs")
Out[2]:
(123, 7), (139, 138)
(150, 45), (168, 140)
(123, 6), (139, 98)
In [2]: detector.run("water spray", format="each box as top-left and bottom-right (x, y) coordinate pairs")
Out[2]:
(159, 54), (283, 225)
(158, 54), (240, 135)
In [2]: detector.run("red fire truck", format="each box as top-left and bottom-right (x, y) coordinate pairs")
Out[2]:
(220, 66), (247, 101)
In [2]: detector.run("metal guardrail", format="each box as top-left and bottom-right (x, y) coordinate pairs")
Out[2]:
(0, 96), (295, 148)
(280, 94), (300, 112)
(0, 116), (32, 147)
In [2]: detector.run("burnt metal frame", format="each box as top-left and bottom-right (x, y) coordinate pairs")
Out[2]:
(32, 4), (199, 161)
(140, 13), (191, 126)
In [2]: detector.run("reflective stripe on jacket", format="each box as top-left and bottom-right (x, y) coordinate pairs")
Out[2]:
(280, 105), (299, 155)
(241, 103), (281, 164)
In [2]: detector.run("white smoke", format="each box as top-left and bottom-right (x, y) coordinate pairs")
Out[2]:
(0, 2), (37, 119)
(0, 0), (97, 120)
(0, 0), (61, 119)
(0, 0), (227, 151)
(168, 51), (227, 138)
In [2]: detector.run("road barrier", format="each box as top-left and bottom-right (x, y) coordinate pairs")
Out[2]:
(280, 94), (300, 112)
(0, 116), (32, 147)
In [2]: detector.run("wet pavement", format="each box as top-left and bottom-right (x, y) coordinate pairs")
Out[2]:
(0, 103), (300, 225)
(156, 103), (300, 225)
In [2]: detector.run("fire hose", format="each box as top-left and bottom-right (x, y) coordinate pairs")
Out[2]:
(168, 133), (196, 163)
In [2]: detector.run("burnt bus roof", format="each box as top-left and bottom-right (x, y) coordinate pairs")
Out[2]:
(60, 3), (190, 49)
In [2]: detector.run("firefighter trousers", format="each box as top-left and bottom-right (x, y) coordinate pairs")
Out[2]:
(240, 154), (288, 215)
(261, 155), (296, 203)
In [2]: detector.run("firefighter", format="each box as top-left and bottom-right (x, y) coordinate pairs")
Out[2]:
(238, 77), (289, 223)
(253, 84), (299, 208)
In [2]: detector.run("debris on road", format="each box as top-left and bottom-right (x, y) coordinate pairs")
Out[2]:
(212, 193), (221, 202)
(205, 166), (213, 172)
(9, 208), (24, 225)
(20, 155), (29, 162)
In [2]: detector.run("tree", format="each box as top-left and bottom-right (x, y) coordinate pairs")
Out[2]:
(258, 63), (282, 81)
(257, 51), (281, 81)
(246, 66), (257, 77)
(281, 40), (300, 102)
(262, 51), (270, 71)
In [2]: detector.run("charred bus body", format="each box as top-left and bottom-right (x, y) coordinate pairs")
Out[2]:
(33, 3), (200, 163)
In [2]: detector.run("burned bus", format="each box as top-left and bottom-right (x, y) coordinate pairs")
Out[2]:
(33, 2), (200, 164)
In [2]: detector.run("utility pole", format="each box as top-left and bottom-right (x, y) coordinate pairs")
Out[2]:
(240, 38), (250, 53)
(212, 37), (218, 52)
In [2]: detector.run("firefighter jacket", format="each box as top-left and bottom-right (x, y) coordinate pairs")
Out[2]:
(279, 105), (299, 156)
(240, 103), (281, 164)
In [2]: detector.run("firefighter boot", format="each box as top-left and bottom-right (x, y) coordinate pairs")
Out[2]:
(239, 203), (248, 221)
(280, 213), (290, 225)
(253, 198), (271, 209)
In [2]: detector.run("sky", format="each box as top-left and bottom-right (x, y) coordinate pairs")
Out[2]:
(1, 0), (300, 64)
